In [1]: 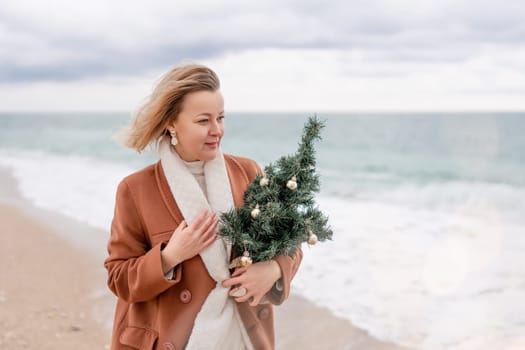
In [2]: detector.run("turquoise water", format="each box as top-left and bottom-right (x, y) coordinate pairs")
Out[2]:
(1, 112), (524, 349)
(1, 112), (524, 192)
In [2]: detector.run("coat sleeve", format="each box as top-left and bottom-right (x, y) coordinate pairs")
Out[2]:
(268, 247), (303, 305)
(104, 180), (182, 303)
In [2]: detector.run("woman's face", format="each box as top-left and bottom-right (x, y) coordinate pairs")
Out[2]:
(168, 89), (225, 162)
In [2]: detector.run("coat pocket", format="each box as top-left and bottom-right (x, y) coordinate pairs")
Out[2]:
(119, 326), (159, 349)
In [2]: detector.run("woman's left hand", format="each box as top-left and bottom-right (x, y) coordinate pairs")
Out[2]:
(221, 260), (282, 306)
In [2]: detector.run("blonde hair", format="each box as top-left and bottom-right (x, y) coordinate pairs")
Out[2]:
(121, 64), (220, 152)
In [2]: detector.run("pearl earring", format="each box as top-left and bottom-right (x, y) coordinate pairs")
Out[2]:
(169, 130), (178, 146)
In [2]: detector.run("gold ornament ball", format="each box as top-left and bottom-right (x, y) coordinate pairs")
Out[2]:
(259, 177), (269, 187)
(250, 207), (260, 219)
(240, 256), (253, 267)
(286, 176), (298, 190)
(307, 233), (318, 245)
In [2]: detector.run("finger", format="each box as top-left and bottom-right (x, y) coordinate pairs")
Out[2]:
(198, 217), (218, 243)
(200, 212), (218, 233)
(193, 211), (216, 235)
(228, 287), (245, 298)
(188, 209), (210, 230)
(221, 276), (242, 288)
(202, 218), (219, 240)
(201, 231), (217, 249)
(234, 293), (252, 303)
(207, 215), (220, 231)
(249, 296), (260, 307)
(231, 267), (247, 277)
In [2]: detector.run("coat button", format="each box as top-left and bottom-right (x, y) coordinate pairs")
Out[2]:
(162, 342), (176, 350)
(179, 289), (192, 304)
(258, 306), (270, 320)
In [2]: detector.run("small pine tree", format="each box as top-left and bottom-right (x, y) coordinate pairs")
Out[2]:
(219, 116), (333, 265)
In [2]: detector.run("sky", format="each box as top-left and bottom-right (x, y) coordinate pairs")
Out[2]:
(1, 0), (524, 112)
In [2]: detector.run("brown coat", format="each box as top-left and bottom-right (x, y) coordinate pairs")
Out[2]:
(104, 155), (302, 350)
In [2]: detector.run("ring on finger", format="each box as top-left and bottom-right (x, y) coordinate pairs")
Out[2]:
(231, 287), (247, 298)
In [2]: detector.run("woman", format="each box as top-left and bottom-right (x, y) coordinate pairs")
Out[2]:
(104, 64), (302, 350)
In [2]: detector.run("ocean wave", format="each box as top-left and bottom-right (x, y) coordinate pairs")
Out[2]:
(295, 191), (525, 349)
(353, 181), (525, 224)
(0, 149), (134, 231)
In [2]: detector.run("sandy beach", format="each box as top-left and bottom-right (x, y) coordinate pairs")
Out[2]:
(0, 169), (112, 349)
(0, 167), (410, 350)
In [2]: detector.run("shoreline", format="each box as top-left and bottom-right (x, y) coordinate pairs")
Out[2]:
(0, 166), (410, 350)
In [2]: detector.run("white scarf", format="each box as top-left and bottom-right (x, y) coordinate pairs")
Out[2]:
(158, 137), (253, 350)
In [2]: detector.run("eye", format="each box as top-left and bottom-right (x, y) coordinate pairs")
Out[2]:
(217, 115), (225, 122)
(197, 119), (209, 124)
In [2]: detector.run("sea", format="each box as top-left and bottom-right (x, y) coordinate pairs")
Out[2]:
(1, 112), (524, 350)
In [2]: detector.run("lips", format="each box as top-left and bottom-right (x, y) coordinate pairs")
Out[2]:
(205, 140), (219, 148)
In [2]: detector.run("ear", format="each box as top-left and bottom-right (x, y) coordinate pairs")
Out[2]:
(166, 120), (176, 133)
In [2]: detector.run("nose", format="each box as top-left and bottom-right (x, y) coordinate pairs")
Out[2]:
(209, 120), (222, 136)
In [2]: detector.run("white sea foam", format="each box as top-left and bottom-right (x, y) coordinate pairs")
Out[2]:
(1, 149), (525, 349)
(0, 150), (134, 231)
(294, 189), (525, 349)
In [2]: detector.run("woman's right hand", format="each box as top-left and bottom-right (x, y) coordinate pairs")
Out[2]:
(160, 209), (219, 274)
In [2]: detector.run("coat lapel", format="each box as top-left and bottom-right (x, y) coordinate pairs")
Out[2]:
(154, 161), (185, 224)
(224, 154), (250, 208)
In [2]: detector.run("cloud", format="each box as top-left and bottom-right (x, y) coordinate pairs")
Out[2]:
(1, 45), (524, 112)
(1, 0), (524, 83)
(0, 0), (524, 111)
